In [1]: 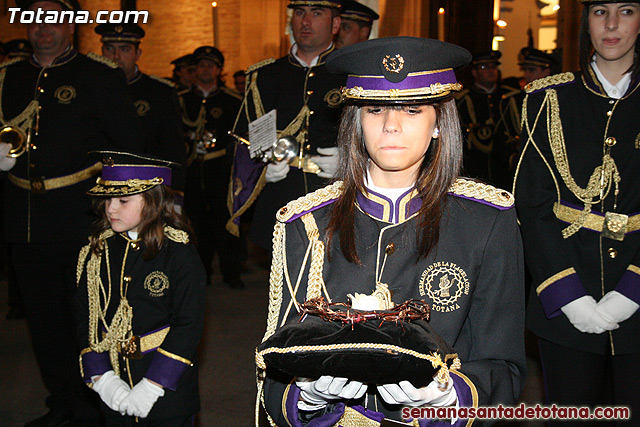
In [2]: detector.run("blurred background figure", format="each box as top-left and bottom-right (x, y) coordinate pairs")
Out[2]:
(4, 38), (33, 60)
(518, 47), (555, 85)
(232, 69), (246, 94)
(171, 53), (196, 92)
(335, 0), (379, 49)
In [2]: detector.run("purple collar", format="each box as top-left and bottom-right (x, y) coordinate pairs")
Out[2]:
(356, 186), (421, 224)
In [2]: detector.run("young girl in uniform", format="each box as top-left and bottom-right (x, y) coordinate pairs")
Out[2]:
(257, 37), (526, 427)
(76, 152), (206, 426)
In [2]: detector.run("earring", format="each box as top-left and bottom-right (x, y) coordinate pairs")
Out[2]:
(432, 127), (440, 139)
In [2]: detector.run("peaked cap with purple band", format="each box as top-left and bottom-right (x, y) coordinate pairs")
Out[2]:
(287, 0), (341, 9)
(326, 36), (471, 104)
(87, 151), (178, 197)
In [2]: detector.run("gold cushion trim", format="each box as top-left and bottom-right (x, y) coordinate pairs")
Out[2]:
(553, 202), (640, 234)
(9, 162), (102, 192)
(156, 347), (193, 366)
(536, 267), (576, 295)
(449, 371), (478, 426)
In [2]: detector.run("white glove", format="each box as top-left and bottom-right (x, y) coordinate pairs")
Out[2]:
(309, 146), (339, 179)
(561, 295), (619, 334)
(0, 142), (17, 172)
(296, 376), (367, 410)
(596, 290), (639, 324)
(92, 370), (131, 414)
(119, 378), (165, 418)
(377, 378), (457, 407)
(265, 160), (290, 183)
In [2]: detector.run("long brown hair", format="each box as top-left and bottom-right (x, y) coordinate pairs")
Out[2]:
(325, 98), (463, 264)
(579, 3), (640, 78)
(89, 186), (195, 260)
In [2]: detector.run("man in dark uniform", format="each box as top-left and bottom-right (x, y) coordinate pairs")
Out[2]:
(335, 0), (379, 49)
(171, 54), (195, 92)
(0, 0), (142, 425)
(179, 46), (244, 287)
(455, 50), (517, 185)
(95, 23), (186, 191)
(228, 0), (346, 251)
(492, 47), (555, 191)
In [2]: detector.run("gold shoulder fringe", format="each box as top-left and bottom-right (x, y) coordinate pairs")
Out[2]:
(76, 244), (91, 286)
(245, 58), (276, 74)
(450, 178), (514, 208)
(222, 86), (243, 100)
(0, 57), (26, 69)
(164, 225), (189, 244)
(87, 52), (119, 69)
(276, 181), (344, 223)
(149, 74), (176, 88)
(524, 72), (574, 94)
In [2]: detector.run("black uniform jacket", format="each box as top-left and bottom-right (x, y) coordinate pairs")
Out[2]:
(228, 47), (346, 247)
(76, 228), (206, 420)
(456, 84), (519, 185)
(515, 69), (640, 355)
(127, 71), (186, 190)
(0, 50), (142, 243)
(260, 179), (526, 426)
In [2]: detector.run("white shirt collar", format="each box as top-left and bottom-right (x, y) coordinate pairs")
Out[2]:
(591, 57), (631, 99)
(290, 42), (333, 68)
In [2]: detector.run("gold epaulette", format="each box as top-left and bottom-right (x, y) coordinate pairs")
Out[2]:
(222, 86), (243, 100)
(87, 52), (119, 69)
(76, 244), (91, 286)
(524, 72), (575, 94)
(0, 57), (26, 69)
(164, 226), (189, 244)
(276, 181), (344, 223)
(149, 74), (176, 88)
(245, 58), (276, 74)
(450, 178), (514, 209)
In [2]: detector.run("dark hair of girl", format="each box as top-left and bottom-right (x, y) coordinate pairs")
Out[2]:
(89, 185), (195, 260)
(325, 98), (463, 264)
(579, 4), (640, 78)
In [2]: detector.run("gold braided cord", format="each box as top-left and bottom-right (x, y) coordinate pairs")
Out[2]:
(344, 83), (462, 100)
(301, 213), (324, 300)
(85, 230), (133, 376)
(0, 68), (40, 134)
(76, 244), (91, 286)
(249, 69), (266, 119)
(96, 177), (163, 187)
(524, 72), (575, 94)
(546, 89), (620, 238)
(276, 181), (344, 222)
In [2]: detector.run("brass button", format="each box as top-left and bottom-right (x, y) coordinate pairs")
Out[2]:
(605, 137), (616, 147)
(43, 72), (48, 78)
(124, 275), (132, 283)
(29, 163), (35, 168)
(606, 110), (613, 116)
(305, 144), (311, 150)
(307, 90), (314, 96)
(609, 100), (615, 104)
(201, 99), (206, 104)
(30, 144), (37, 150)
(309, 110), (314, 115)
(308, 72), (315, 77)
(385, 243), (396, 255)
(608, 248), (617, 258)
(130, 242), (140, 250)
(38, 87), (44, 93)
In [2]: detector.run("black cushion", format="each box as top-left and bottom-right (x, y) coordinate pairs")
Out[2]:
(256, 301), (458, 387)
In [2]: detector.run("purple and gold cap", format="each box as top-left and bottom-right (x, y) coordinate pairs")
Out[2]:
(287, 0), (341, 9)
(87, 151), (177, 196)
(326, 36), (471, 104)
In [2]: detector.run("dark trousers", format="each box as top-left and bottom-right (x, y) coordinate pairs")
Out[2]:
(11, 241), (101, 422)
(538, 338), (639, 426)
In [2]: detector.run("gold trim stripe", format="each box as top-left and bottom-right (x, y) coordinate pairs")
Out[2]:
(628, 265), (640, 276)
(554, 202), (640, 234)
(449, 370), (478, 427)
(9, 162), (102, 192)
(536, 267), (576, 295)
(156, 348), (193, 366)
(201, 149), (227, 161)
(350, 68), (454, 79)
(344, 82), (462, 100)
